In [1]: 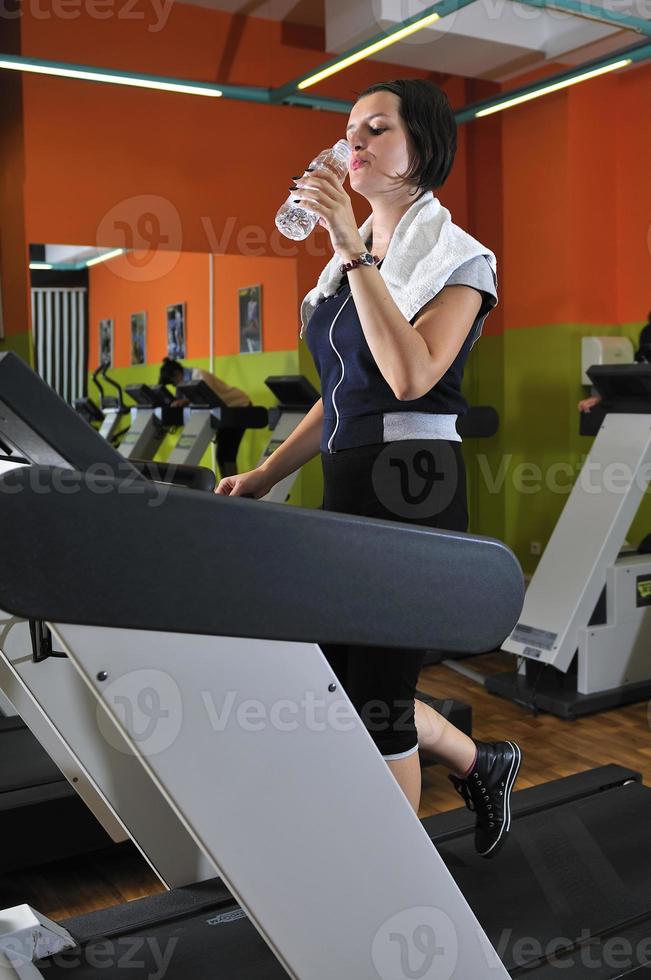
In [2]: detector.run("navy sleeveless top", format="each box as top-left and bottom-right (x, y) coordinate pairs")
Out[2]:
(305, 255), (497, 453)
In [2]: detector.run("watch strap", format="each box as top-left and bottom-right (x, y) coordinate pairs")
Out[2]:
(339, 252), (380, 275)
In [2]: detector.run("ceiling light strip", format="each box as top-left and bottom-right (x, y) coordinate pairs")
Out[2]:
(455, 40), (651, 122)
(269, 0), (478, 102)
(85, 249), (126, 268)
(0, 54), (224, 97)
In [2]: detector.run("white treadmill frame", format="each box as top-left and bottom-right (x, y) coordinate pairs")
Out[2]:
(502, 413), (651, 696)
(2, 620), (508, 980)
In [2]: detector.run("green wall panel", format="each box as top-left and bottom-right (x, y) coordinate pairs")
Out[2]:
(0, 331), (34, 366)
(463, 321), (651, 574)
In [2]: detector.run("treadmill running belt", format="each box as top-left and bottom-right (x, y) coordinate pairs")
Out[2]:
(33, 781), (651, 979)
(438, 780), (651, 977)
(37, 883), (289, 980)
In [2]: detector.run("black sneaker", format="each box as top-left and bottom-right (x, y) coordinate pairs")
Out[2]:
(448, 740), (522, 859)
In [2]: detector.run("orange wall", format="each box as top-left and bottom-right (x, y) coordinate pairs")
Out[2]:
(88, 250), (299, 367)
(615, 64), (651, 324)
(213, 255), (298, 356)
(0, 20), (31, 343)
(20, 2), (472, 336)
(16, 2), (650, 345)
(501, 62), (651, 331)
(89, 251), (210, 368)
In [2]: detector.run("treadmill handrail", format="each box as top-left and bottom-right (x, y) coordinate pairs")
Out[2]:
(91, 364), (105, 402)
(0, 466), (524, 653)
(101, 365), (128, 414)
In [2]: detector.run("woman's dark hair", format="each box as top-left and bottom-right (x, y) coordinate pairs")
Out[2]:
(159, 357), (183, 385)
(354, 78), (457, 196)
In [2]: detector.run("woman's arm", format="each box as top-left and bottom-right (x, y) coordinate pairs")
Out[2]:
(344, 264), (482, 401)
(258, 397), (324, 484)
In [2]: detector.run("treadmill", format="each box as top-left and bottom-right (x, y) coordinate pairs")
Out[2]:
(169, 380), (269, 467)
(0, 353), (466, 869)
(0, 469), (650, 976)
(488, 363), (651, 717)
(118, 383), (182, 460)
(256, 375), (320, 504)
(0, 354), (214, 871)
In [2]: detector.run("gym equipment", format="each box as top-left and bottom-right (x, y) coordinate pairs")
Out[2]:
(487, 362), (651, 717)
(257, 375), (320, 503)
(0, 354), (470, 863)
(423, 403), (500, 666)
(2, 473), (651, 975)
(74, 365), (130, 446)
(169, 379), (268, 467)
(117, 383), (181, 460)
(0, 353), (215, 871)
(0, 464), (522, 979)
(456, 403), (499, 439)
(581, 336), (634, 385)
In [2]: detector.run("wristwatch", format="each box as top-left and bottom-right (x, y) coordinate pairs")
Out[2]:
(339, 251), (380, 275)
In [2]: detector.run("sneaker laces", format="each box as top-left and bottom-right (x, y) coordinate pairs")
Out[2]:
(450, 772), (498, 819)
(449, 775), (476, 812)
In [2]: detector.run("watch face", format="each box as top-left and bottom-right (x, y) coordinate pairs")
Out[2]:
(361, 252), (374, 265)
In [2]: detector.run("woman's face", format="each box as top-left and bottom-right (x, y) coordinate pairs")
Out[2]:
(346, 91), (416, 198)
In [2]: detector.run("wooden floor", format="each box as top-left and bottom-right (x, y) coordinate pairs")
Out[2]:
(1, 650), (650, 921)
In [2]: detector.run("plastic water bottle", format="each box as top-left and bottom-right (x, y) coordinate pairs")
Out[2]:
(275, 139), (352, 241)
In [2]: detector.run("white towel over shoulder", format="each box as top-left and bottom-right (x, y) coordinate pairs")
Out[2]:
(299, 190), (497, 338)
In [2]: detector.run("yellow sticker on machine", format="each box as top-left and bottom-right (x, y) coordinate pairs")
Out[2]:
(636, 576), (651, 605)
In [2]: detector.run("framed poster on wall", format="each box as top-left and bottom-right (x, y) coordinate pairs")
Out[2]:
(130, 311), (147, 365)
(238, 284), (262, 353)
(167, 302), (186, 359)
(99, 318), (113, 367)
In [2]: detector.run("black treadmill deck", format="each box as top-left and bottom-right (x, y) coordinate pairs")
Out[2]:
(35, 767), (651, 979)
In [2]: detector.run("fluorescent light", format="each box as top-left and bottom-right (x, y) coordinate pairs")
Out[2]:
(0, 59), (222, 98)
(297, 12), (441, 90)
(29, 263), (53, 270)
(476, 58), (632, 117)
(86, 249), (126, 268)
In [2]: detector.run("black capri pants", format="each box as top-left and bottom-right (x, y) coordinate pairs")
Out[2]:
(216, 426), (246, 476)
(320, 439), (468, 760)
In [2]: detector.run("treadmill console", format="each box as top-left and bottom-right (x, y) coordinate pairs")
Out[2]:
(176, 380), (225, 409)
(74, 398), (105, 424)
(587, 362), (651, 405)
(264, 375), (320, 410)
(125, 384), (175, 408)
(582, 363), (651, 436)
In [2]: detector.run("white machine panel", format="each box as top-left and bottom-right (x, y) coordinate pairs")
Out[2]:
(55, 623), (510, 980)
(581, 336), (634, 385)
(0, 611), (217, 889)
(503, 415), (651, 671)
